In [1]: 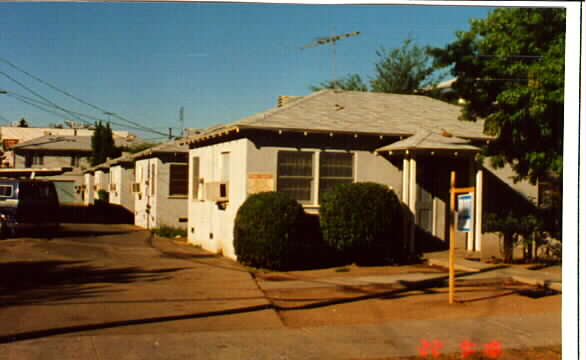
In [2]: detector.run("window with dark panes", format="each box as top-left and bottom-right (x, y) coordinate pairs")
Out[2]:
(0, 185), (13, 197)
(32, 154), (44, 166)
(277, 151), (313, 202)
(169, 164), (188, 196)
(70, 155), (81, 167)
(319, 152), (354, 200)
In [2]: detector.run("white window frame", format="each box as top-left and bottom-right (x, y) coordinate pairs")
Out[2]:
(277, 151), (315, 204)
(276, 150), (355, 206)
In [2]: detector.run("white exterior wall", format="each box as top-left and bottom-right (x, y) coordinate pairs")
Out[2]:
(109, 165), (135, 212)
(135, 157), (188, 230)
(134, 159), (152, 228)
(187, 139), (400, 260)
(188, 139), (248, 258)
(155, 159), (188, 229)
(83, 173), (94, 205)
(94, 169), (110, 196)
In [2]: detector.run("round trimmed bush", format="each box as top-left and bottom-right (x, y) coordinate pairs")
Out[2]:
(234, 192), (306, 270)
(319, 182), (404, 265)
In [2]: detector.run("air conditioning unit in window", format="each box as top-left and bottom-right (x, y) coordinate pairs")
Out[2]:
(205, 182), (229, 202)
(131, 183), (141, 193)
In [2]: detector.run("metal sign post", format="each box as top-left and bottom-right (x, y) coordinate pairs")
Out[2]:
(449, 171), (475, 304)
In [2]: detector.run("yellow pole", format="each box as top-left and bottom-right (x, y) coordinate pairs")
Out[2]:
(449, 171), (456, 304)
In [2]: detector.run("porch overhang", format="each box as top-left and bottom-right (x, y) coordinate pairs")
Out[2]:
(376, 130), (485, 255)
(375, 130), (481, 157)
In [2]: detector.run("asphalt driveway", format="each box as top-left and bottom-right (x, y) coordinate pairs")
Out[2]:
(0, 224), (283, 342)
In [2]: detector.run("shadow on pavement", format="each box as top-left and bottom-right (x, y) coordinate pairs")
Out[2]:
(59, 202), (134, 224)
(0, 260), (188, 307)
(0, 304), (272, 344)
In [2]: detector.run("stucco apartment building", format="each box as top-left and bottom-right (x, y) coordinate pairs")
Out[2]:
(84, 139), (189, 229)
(183, 90), (538, 260)
(0, 126), (131, 167)
(11, 133), (139, 203)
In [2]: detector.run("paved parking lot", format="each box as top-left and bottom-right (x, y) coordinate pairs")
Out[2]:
(0, 224), (282, 342)
(0, 224), (562, 359)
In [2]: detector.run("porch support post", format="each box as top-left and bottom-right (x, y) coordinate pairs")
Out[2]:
(475, 166), (484, 252)
(408, 156), (417, 253)
(402, 156), (411, 253)
(402, 157), (410, 204)
(467, 158), (475, 251)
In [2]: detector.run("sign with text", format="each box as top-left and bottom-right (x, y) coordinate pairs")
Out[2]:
(247, 173), (274, 195)
(457, 193), (474, 232)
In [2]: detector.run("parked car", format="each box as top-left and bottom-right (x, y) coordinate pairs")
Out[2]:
(0, 179), (60, 238)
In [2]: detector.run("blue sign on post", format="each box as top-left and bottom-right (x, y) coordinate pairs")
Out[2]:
(457, 193), (474, 232)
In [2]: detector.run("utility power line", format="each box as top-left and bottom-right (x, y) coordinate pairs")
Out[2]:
(5, 92), (85, 124)
(0, 57), (169, 137)
(0, 70), (94, 126)
(0, 113), (12, 124)
(5, 91), (166, 134)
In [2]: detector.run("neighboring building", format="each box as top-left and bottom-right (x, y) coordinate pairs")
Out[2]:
(184, 90), (537, 260)
(0, 126), (130, 167)
(130, 140), (189, 230)
(12, 134), (140, 204)
(107, 154), (136, 213)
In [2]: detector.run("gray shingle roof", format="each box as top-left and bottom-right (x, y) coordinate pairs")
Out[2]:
(12, 135), (142, 152)
(131, 139), (188, 159)
(86, 139), (189, 172)
(376, 130), (480, 153)
(185, 90), (491, 145)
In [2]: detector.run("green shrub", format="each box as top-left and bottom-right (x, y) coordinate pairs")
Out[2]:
(152, 225), (187, 238)
(319, 182), (404, 265)
(97, 189), (109, 202)
(234, 192), (310, 270)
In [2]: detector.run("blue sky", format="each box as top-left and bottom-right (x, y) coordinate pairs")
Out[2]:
(1, 2), (499, 141)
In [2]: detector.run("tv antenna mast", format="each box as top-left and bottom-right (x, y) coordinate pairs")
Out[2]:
(179, 106), (184, 137)
(301, 31), (360, 90)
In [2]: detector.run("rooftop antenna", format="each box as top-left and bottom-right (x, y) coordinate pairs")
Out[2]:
(301, 31), (360, 90)
(179, 106), (184, 137)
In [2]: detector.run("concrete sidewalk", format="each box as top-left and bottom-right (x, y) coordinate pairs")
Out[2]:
(425, 250), (562, 292)
(1, 312), (560, 360)
(257, 251), (561, 292)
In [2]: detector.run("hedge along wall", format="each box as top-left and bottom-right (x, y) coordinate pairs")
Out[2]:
(319, 182), (404, 265)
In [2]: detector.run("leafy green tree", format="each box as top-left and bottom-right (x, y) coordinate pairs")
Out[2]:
(484, 211), (544, 264)
(428, 8), (565, 184)
(371, 39), (438, 94)
(90, 121), (121, 166)
(310, 73), (368, 92)
(310, 39), (439, 94)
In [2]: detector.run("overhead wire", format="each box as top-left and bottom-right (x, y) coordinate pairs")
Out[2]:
(0, 69), (95, 126)
(5, 91), (167, 135)
(4, 91), (86, 124)
(0, 57), (169, 137)
(0, 113), (12, 124)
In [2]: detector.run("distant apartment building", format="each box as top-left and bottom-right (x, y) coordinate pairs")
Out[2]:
(10, 133), (140, 204)
(0, 126), (131, 167)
